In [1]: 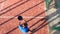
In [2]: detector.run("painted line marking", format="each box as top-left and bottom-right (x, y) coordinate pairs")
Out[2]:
(0, 16), (45, 18)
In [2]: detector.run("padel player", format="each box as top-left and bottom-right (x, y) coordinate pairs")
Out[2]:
(18, 16), (30, 34)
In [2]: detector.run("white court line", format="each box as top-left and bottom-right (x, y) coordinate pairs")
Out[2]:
(0, 0), (5, 11)
(0, 16), (45, 18)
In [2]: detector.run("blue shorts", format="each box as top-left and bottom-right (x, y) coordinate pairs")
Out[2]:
(19, 25), (29, 33)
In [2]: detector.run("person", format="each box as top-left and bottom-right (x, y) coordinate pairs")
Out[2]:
(17, 16), (30, 34)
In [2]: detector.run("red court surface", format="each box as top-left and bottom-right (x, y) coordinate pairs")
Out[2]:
(0, 0), (49, 34)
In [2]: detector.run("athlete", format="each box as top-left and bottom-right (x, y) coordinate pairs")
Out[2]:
(18, 16), (30, 34)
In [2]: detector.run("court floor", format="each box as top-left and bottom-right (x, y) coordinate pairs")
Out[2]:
(0, 0), (49, 34)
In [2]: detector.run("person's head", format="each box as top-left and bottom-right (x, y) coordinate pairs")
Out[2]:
(18, 16), (23, 20)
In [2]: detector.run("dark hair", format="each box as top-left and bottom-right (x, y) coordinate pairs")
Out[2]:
(18, 16), (23, 20)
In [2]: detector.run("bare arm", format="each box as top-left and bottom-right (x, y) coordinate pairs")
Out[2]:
(18, 20), (25, 25)
(19, 21), (21, 25)
(22, 20), (27, 24)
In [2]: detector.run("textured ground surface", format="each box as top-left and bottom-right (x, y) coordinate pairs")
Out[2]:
(0, 0), (49, 34)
